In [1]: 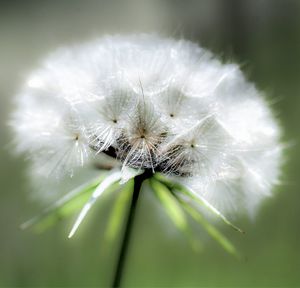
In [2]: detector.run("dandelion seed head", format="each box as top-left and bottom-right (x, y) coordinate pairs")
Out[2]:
(11, 34), (282, 217)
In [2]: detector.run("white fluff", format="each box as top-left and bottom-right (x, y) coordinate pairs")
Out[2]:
(11, 34), (282, 217)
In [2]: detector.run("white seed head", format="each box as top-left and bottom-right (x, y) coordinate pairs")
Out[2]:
(11, 34), (282, 216)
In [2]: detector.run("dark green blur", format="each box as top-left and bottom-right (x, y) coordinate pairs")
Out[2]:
(0, 0), (300, 286)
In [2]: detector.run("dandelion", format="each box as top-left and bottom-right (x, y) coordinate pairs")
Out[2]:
(11, 34), (282, 287)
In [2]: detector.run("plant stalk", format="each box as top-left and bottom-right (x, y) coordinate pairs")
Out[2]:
(112, 171), (151, 287)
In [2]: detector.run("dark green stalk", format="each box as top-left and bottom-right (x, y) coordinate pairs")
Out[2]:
(112, 170), (151, 287)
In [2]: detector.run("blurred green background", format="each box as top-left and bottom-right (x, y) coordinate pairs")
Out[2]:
(1, 0), (300, 287)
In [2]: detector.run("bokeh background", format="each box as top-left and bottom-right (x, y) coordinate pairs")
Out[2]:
(1, 0), (300, 286)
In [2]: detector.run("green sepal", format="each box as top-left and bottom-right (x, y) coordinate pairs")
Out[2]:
(104, 179), (134, 243)
(154, 173), (244, 234)
(150, 178), (203, 252)
(178, 196), (240, 257)
(21, 174), (106, 233)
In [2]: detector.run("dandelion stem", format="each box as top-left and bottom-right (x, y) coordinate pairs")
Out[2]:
(112, 170), (151, 287)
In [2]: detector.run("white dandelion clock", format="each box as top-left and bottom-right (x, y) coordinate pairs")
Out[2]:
(11, 34), (283, 287)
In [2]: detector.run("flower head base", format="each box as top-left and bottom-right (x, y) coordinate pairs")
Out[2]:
(12, 35), (282, 254)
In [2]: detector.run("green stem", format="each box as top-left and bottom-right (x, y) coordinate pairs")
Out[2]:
(112, 171), (151, 287)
